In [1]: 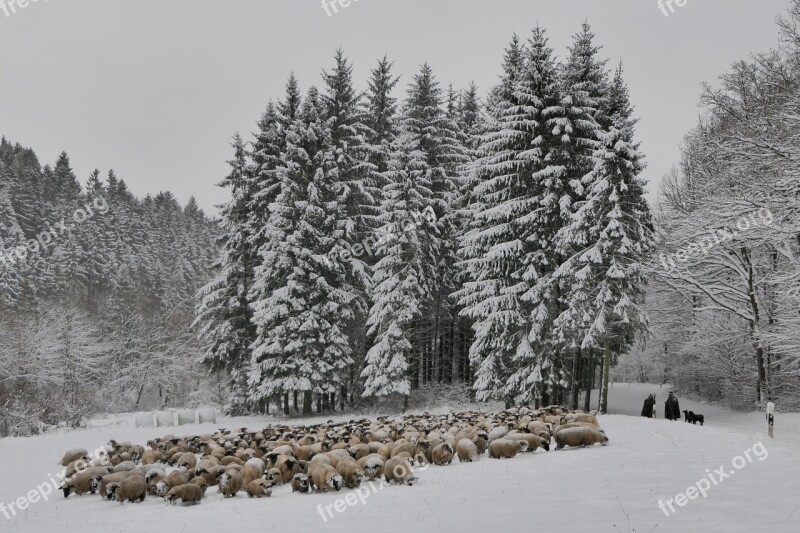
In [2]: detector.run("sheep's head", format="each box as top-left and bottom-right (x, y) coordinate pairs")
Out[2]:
(294, 460), (309, 474)
(165, 490), (179, 505)
(293, 474), (309, 492)
(257, 482), (273, 497)
(61, 479), (73, 498)
(263, 468), (279, 485)
(90, 475), (103, 492)
(329, 474), (343, 491)
(517, 441), (529, 452)
(106, 483), (120, 500)
(155, 481), (169, 497)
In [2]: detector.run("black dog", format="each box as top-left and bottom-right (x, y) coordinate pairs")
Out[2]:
(683, 409), (691, 423)
(683, 410), (705, 426)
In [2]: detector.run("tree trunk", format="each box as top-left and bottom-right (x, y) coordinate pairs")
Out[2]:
(570, 347), (582, 410)
(302, 391), (312, 415)
(583, 349), (595, 411)
(283, 393), (290, 416)
(134, 381), (146, 410)
(600, 337), (611, 413)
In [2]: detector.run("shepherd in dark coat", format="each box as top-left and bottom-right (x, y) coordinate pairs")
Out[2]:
(665, 391), (681, 420)
(641, 394), (655, 418)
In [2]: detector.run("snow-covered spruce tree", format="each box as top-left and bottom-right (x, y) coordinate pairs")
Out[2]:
(409, 64), (466, 387)
(0, 160), (23, 309)
(512, 24), (608, 408)
(362, 55), (400, 197)
(234, 90), (293, 412)
(457, 28), (564, 404)
(362, 63), (464, 404)
(322, 49), (374, 406)
(194, 133), (257, 413)
(553, 122), (654, 413)
(249, 87), (355, 415)
(455, 34), (531, 403)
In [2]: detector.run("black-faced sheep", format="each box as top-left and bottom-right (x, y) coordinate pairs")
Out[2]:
(336, 457), (365, 489)
(60, 448), (90, 467)
(166, 483), (202, 505)
(246, 478), (273, 498)
(309, 463), (343, 492)
(62, 467), (110, 497)
(383, 456), (416, 485)
(241, 458), (266, 487)
(488, 438), (528, 459)
(111, 461), (136, 473)
(187, 476), (209, 496)
(431, 442), (454, 465)
(95, 471), (136, 498)
(456, 439), (478, 463)
(487, 426), (509, 443)
(554, 427), (608, 450)
(155, 471), (189, 497)
(505, 432), (550, 452)
(108, 475), (147, 503)
(218, 470), (243, 498)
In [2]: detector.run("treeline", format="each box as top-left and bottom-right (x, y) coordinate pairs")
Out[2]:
(636, 2), (800, 410)
(196, 22), (654, 415)
(0, 138), (219, 436)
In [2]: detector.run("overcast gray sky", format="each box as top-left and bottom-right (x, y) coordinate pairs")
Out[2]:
(0, 0), (789, 214)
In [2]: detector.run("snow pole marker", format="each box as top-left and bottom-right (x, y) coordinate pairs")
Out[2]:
(766, 400), (775, 438)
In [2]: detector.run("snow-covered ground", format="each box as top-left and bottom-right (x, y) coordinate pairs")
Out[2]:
(2, 384), (798, 533)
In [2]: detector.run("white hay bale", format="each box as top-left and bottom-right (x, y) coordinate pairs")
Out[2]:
(197, 408), (217, 424)
(134, 412), (154, 428)
(177, 410), (196, 426)
(156, 411), (175, 427)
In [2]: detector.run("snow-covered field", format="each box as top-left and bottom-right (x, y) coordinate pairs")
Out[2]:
(2, 384), (798, 533)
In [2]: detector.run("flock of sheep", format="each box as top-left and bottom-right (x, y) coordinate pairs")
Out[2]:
(58, 406), (608, 505)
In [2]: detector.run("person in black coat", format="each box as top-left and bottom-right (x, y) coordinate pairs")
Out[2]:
(641, 394), (655, 418)
(665, 391), (681, 420)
